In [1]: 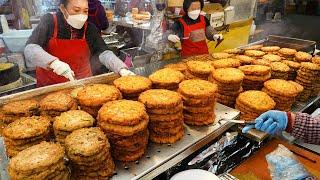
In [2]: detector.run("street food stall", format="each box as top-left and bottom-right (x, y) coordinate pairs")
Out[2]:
(0, 0), (320, 180)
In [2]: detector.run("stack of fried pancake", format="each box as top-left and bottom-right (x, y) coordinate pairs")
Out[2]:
(244, 50), (266, 58)
(8, 142), (68, 180)
(239, 65), (272, 90)
(185, 61), (214, 80)
(65, 128), (114, 179)
(209, 68), (244, 107)
(53, 110), (95, 145)
(262, 54), (282, 62)
(98, 100), (149, 161)
(263, 79), (301, 111)
(114, 75), (152, 101)
(211, 58), (241, 69)
(223, 48), (244, 55)
(311, 57), (320, 96)
(270, 62), (290, 80)
(295, 62), (320, 101)
(211, 52), (233, 60)
(294, 51), (312, 62)
(76, 84), (122, 117)
(244, 44), (263, 51)
(236, 91), (275, 121)
(178, 80), (217, 126)
(165, 62), (188, 74)
(252, 59), (271, 67)
(261, 46), (281, 53)
(282, 60), (301, 80)
(182, 54), (215, 62)
(40, 92), (77, 118)
(149, 68), (184, 90)
(234, 55), (255, 65)
(3, 116), (50, 157)
(278, 48), (297, 59)
(0, 99), (39, 135)
(139, 89), (183, 144)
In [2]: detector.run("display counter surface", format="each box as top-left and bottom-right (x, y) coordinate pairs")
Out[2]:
(230, 139), (320, 179)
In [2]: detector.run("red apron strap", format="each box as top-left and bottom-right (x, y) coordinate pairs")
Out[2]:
(200, 15), (205, 24)
(179, 18), (189, 37)
(52, 13), (58, 38)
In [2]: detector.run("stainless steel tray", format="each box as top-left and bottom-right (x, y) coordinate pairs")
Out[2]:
(241, 35), (317, 54)
(0, 104), (239, 180)
(0, 71), (239, 180)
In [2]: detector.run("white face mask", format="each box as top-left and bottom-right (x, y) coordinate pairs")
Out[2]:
(64, 10), (88, 29)
(188, 10), (201, 20)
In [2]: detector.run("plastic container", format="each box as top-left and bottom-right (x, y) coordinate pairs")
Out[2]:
(0, 29), (33, 53)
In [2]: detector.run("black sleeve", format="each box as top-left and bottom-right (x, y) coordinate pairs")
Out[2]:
(26, 13), (53, 49)
(172, 21), (184, 39)
(86, 23), (109, 56)
(205, 16), (211, 27)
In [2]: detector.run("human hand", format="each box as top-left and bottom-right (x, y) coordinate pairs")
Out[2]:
(242, 110), (288, 135)
(213, 34), (223, 41)
(168, 34), (181, 43)
(49, 59), (75, 81)
(119, 68), (135, 76)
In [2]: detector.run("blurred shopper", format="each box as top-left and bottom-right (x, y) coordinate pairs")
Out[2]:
(88, 0), (109, 31)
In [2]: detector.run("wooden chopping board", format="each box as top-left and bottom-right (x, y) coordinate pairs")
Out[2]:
(230, 139), (320, 180)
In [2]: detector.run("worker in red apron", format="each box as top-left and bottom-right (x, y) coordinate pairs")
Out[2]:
(24, 0), (134, 87)
(168, 0), (223, 58)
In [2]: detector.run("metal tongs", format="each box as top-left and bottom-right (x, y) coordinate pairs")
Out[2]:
(218, 118), (256, 125)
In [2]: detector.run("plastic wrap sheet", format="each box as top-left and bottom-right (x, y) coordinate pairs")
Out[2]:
(155, 132), (267, 180)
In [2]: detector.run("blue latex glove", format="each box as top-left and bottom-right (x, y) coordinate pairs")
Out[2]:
(242, 110), (288, 135)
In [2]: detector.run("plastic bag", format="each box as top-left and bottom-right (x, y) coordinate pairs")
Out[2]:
(266, 144), (313, 180)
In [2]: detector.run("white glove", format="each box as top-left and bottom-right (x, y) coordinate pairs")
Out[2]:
(168, 34), (180, 43)
(119, 68), (135, 76)
(49, 59), (75, 81)
(213, 34), (223, 41)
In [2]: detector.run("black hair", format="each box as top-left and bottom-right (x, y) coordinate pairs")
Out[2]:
(183, 0), (204, 12)
(60, 0), (69, 6)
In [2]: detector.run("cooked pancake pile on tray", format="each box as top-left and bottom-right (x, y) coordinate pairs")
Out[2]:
(8, 142), (69, 180)
(234, 55), (255, 65)
(311, 56), (320, 96)
(282, 60), (301, 80)
(65, 128), (114, 179)
(139, 89), (184, 144)
(263, 79), (302, 111)
(244, 50), (266, 58)
(244, 44), (263, 51)
(40, 92), (77, 119)
(164, 62), (188, 74)
(53, 110), (95, 145)
(76, 84), (122, 117)
(211, 58), (241, 69)
(183, 54), (216, 62)
(295, 62), (320, 101)
(262, 54), (282, 62)
(98, 100), (149, 161)
(278, 48), (297, 59)
(0, 99), (39, 135)
(178, 80), (217, 126)
(209, 68), (244, 107)
(149, 68), (185, 90)
(3, 116), (50, 157)
(239, 65), (272, 91)
(185, 61), (214, 80)
(113, 75), (152, 101)
(270, 62), (290, 80)
(211, 52), (233, 60)
(236, 90), (276, 121)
